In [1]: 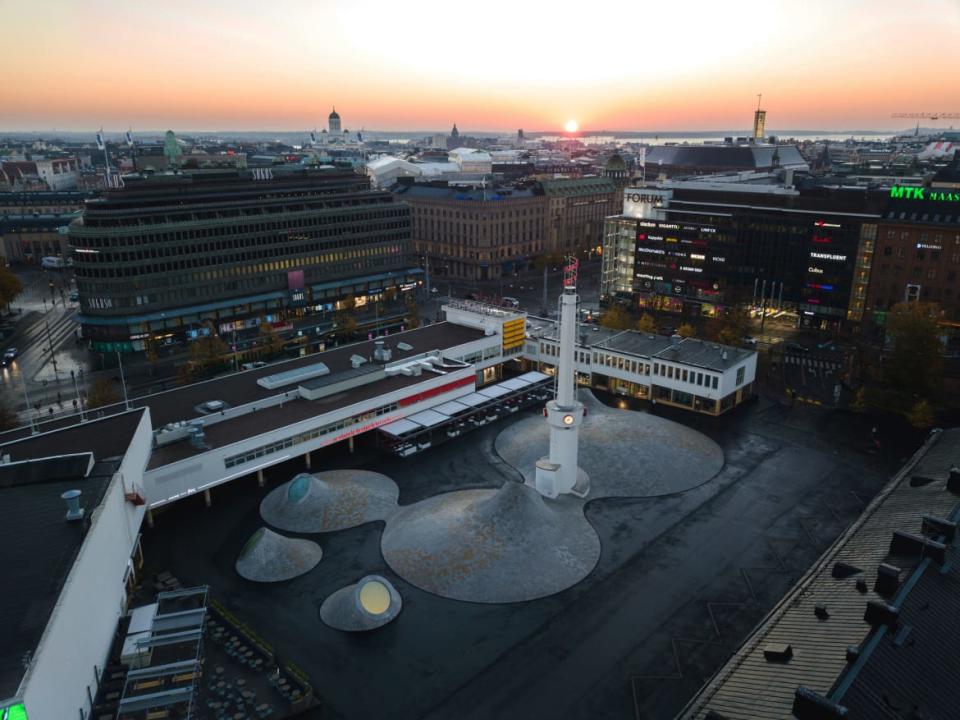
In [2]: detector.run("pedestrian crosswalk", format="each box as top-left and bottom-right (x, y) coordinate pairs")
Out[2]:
(783, 355), (842, 371)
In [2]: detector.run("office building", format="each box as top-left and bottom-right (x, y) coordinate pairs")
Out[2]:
(68, 167), (418, 352)
(866, 185), (960, 327)
(399, 177), (619, 282)
(601, 182), (887, 329)
(397, 182), (548, 281)
(542, 176), (619, 254)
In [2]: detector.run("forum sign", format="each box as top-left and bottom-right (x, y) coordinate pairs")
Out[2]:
(623, 188), (672, 220)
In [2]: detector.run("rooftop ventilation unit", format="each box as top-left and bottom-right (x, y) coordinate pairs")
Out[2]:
(397, 342), (413, 351)
(864, 599), (900, 628)
(874, 563), (902, 596)
(889, 530), (947, 565)
(947, 466), (960, 493)
(831, 561), (862, 579)
(257, 362), (330, 389)
(792, 686), (849, 719)
(187, 420), (209, 450)
(373, 341), (392, 363)
(910, 474), (938, 488)
(350, 355), (367, 369)
(921, 514), (957, 542)
(61, 489), (84, 521)
(762, 643), (793, 663)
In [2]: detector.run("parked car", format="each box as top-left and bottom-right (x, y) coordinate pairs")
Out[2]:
(69, 291), (79, 302)
(2, 347), (18, 366)
(501, 296), (520, 309)
(741, 336), (758, 347)
(785, 342), (809, 353)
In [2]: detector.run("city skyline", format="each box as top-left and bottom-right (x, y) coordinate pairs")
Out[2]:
(3, 0), (960, 132)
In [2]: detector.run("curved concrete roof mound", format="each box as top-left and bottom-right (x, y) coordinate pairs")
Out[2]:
(235, 527), (323, 583)
(496, 390), (723, 498)
(382, 481), (600, 603)
(320, 575), (403, 631)
(260, 470), (399, 533)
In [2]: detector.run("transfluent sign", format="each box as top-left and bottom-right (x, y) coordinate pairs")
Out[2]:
(890, 186), (960, 202)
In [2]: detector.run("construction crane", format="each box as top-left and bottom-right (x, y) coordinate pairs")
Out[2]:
(892, 112), (960, 121)
(891, 112), (960, 136)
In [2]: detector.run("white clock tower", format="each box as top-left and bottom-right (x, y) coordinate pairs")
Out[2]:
(535, 258), (590, 499)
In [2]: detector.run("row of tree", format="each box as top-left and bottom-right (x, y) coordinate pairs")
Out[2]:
(853, 301), (942, 428)
(599, 303), (750, 346)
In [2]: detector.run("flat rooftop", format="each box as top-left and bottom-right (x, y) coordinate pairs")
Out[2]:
(0, 410), (145, 463)
(528, 319), (754, 371)
(147, 361), (470, 469)
(137, 321), (483, 430)
(0, 455), (122, 699)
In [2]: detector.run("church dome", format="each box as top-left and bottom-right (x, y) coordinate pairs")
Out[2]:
(605, 152), (627, 171)
(329, 107), (340, 120)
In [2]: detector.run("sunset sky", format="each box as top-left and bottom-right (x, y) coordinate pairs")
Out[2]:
(3, 0), (959, 133)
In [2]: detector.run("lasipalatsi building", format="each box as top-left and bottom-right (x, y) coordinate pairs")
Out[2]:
(68, 168), (418, 351)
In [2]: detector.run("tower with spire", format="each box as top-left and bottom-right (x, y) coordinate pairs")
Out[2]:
(328, 107), (341, 134)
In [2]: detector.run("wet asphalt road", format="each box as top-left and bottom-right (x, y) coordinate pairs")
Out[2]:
(141, 392), (902, 720)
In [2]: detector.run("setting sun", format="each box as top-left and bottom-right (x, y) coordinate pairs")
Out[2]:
(564, 119), (578, 133)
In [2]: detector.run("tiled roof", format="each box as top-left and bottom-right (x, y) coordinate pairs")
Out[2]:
(678, 428), (960, 719)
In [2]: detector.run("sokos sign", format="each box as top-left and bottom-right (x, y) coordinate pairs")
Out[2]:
(623, 188), (672, 220)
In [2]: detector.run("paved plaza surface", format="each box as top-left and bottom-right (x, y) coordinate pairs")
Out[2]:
(142, 392), (906, 720)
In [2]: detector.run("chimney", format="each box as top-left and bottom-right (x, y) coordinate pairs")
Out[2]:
(61, 489), (84, 521)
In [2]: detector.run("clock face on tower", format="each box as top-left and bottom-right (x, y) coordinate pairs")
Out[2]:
(562, 414), (575, 426)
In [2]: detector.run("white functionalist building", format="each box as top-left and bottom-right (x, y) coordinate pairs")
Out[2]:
(0, 410), (153, 720)
(524, 320), (757, 416)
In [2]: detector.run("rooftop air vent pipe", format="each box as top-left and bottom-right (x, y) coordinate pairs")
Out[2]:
(61, 489), (84, 521)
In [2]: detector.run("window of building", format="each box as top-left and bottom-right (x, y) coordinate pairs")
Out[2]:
(711, 376), (718, 389)
(736, 366), (745, 385)
(883, 246), (892, 256)
(682, 369), (688, 382)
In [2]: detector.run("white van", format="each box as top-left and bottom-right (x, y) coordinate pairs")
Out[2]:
(41, 256), (65, 270)
(502, 296), (520, 309)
